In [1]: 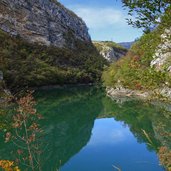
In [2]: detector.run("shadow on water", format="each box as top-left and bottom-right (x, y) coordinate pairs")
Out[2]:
(0, 86), (170, 170)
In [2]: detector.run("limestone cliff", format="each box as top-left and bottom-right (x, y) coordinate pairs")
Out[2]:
(0, 0), (106, 90)
(93, 41), (127, 62)
(0, 0), (91, 48)
(151, 27), (171, 72)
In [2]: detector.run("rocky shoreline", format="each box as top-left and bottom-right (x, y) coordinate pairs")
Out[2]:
(106, 86), (171, 102)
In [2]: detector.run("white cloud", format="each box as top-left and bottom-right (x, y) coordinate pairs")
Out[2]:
(86, 118), (133, 146)
(69, 6), (126, 29)
(88, 128), (130, 146)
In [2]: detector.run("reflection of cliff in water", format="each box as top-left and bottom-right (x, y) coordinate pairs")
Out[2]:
(35, 86), (104, 170)
(0, 87), (170, 170)
(102, 96), (171, 167)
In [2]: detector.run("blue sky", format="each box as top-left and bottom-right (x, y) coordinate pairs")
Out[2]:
(59, 0), (143, 43)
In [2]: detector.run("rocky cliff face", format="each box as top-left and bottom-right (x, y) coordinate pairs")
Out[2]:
(151, 27), (171, 72)
(93, 41), (127, 62)
(0, 0), (91, 48)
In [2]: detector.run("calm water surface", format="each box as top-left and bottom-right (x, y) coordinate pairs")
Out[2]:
(61, 118), (163, 171)
(35, 86), (170, 171)
(1, 86), (170, 170)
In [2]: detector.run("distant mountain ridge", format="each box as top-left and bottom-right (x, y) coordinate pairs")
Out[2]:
(118, 41), (135, 49)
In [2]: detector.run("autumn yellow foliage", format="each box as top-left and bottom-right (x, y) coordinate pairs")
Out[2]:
(158, 147), (171, 171)
(0, 160), (20, 171)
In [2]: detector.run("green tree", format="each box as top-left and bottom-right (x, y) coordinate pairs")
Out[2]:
(122, 0), (171, 31)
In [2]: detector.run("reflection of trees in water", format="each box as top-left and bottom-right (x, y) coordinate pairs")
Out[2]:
(102, 97), (171, 169)
(35, 86), (103, 170)
(0, 87), (170, 170)
(0, 87), (103, 170)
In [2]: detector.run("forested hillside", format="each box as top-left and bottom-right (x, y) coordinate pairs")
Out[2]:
(103, 6), (171, 99)
(0, 30), (106, 91)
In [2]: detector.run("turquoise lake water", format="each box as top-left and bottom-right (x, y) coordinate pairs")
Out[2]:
(1, 86), (170, 170)
(35, 86), (169, 171)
